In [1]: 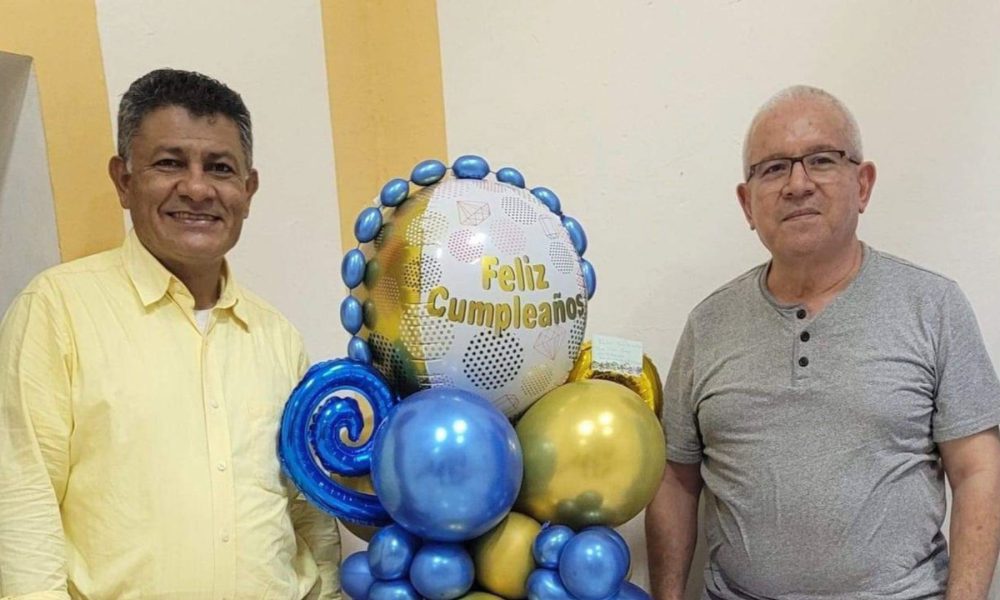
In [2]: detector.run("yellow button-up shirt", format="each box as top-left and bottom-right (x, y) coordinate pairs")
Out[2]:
(0, 231), (340, 600)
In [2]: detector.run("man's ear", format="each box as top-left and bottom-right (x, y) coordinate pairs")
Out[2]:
(243, 168), (259, 217)
(109, 155), (131, 209)
(737, 182), (755, 230)
(856, 161), (876, 214)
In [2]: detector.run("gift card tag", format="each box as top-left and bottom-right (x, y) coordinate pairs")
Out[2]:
(592, 334), (643, 376)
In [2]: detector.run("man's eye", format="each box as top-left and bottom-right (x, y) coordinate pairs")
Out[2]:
(810, 155), (836, 165)
(209, 163), (235, 174)
(154, 159), (182, 168)
(761, 162), (788, 176)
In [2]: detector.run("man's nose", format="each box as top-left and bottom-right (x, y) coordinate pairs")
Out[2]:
(782, 160), (815, 198)
(176, 167), (215, 202)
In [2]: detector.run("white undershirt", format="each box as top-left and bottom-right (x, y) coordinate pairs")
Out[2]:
(193, 309), (212, 332)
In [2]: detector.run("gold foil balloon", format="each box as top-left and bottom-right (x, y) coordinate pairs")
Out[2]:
(458, 593), (505, 600)
(567, 340), (663, 418)
(471, 512), (541, 599)
(514, 380), (666, 529)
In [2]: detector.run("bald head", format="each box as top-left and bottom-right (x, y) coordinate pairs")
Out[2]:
(742, 86), (863, 179)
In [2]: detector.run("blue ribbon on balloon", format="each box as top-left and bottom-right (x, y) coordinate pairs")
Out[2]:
(279, 358), (398, 526)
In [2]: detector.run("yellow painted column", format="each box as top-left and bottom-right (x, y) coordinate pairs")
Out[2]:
(0, 0), (122, 261)
(321, 0), (449, 251)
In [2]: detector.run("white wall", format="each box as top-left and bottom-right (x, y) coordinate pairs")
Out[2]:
(437, 1), (1000, 597)
(0, 53), (60, 313)
(95, 0), (347, 363)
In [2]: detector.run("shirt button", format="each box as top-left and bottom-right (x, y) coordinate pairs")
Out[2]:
(221, 532), (230, 543)
(217, 462), (227, 472)
(799, 356), (809, 367)
(796, 309), (807, 319)
(211, 401), (220, 409)
(800, 331), (810, 342)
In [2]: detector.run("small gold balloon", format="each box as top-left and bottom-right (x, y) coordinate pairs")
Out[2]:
(515, 380), (666, 529)
(471, 512), (541, 599)
(567, 341), (663, 418)
(458, 593), (505, 600)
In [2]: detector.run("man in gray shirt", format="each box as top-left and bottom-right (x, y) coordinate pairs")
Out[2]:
(645, 86), (1000, 599)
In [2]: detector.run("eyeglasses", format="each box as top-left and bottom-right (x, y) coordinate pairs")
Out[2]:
(747, 150), (860, 184)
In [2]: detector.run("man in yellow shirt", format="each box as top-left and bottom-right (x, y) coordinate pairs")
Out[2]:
(0, 69), (341, 599)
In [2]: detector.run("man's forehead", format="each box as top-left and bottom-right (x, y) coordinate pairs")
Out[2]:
(133, 106), (243, 155)
(749, 99), (848, 155)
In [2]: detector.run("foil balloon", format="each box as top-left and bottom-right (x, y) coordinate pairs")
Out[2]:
(515, 380), (666, 529)
(371, 387), (523, 541)
(342, 551), (376, 600)
(279, 359), (398, 526)
(567, 340), (663, 418)
(409, 543), (475, 600)
(356, 176), (589, 417)
(332, 474), (381, 541)
(471, 512), (542, 599)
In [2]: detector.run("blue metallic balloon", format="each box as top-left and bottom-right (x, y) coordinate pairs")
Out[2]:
(561, 215), (588, 256)
(408, 543), (475, 600)
(347, 336), (373, 364)
(341, 296), (364, 335)
(580, 259), (597, 299)
(380, 178), (410, 207)
(582, 526), (630, 572)
(558, 529), (629, 600)
(613, 582), (650, 600)
(279, 359), (398, 526)
(342, 551), (377, 600)
(410, 159), (447, 186)
(355, 207), (384, 243)
(369, 525), (422, 580)
(533, 524), (576, 569)
(369, 580), (421, 600)
(342, 249), (367, 289)
(526, 569), (575, 600)
(531, 187), (562, 215)
(496, 167), (526, 188)
(452, 155), (490, 180)
(371, 387), (523, 542)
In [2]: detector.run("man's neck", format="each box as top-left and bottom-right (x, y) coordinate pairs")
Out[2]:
(161, 258), (223, 310)
(766, 239), (863, 315)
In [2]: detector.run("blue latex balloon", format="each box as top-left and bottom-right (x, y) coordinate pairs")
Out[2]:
(533, 524), (576, 569)
(279, 359), (397, 525)
(408, 543), (475, 600)
(613, 582), (650, 600)
(561, 215), (588, 256)
(355, 207), (383, 243)
(496, 167), (526, 188)
(348, 336), (373, 364)
(558, 529), (629, 600)
(582, 526), (630, 571)
(452, 155), (490, 179)
(341, 296), (364, 335)
(371, 387), (523, 541)
(581, 259), (597, 299)
(380, 178), (410, 207)
(342, 249), (367, 289)
(411, 159), (447, 186)
(531, 187), (562, 215)
(342, 551), (377, 600)
(369, 525), (422, 580)
(369, 580), (421, 600)
(526, 569), (575, 600)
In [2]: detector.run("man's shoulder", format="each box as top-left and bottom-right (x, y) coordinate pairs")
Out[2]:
(22, 247), (124, 298)
(689, 263), (766, 320)
(868, 247), (958, 296)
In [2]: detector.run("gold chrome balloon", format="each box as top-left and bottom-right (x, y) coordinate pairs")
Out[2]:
(567, 341), (663, 418)
(458, 593), (505, 600)
(514, 380), (666, 529)
(471, 512), (541, 599)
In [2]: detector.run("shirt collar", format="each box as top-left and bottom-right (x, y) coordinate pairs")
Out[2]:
(122, 230), (250, 328)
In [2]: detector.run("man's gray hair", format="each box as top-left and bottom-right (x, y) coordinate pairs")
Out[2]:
(117, 68), (253, 167)
(742, 85), (863, 179)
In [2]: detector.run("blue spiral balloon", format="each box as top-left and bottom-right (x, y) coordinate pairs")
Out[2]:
(279, 359), (398, 526)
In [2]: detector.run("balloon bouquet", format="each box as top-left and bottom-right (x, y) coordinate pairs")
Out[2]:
(279, 156), (666, 600)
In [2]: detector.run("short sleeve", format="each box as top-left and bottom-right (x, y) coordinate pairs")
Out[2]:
(930, 283), (1000, 442)
(662, 318), (703, 463)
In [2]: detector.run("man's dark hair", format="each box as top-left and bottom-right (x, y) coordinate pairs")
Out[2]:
(117, 68), (253, 166)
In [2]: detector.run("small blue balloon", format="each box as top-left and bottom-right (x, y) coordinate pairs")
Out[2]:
(371, 387), (523, 541)
(342, 551), (376, 600)
(531, 187), (562, 214)
(561, 215), (588, 256)
(342, 249), (367, 289)
(380, 178), (410, 207)
(582, 526), (630, 571)
(341, 296), (364, 335)
(411, 159), (447, 186)
(355, 207), (383, 243)
(581, 259), (597, 299)
(526, 569), (575, 600)
(368, 525), (422, 580)
(496, 167), (526, 188)
(408, 543), (475, 600)
(347, 336), (373, 364)
(369, 580), (421, 600)
(533, 524), (575, 569)
(613, 582), (651, 600)
(279, 359), (397, 526)
(452, 155), (490, 179)
(558, 529), (629, 600)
